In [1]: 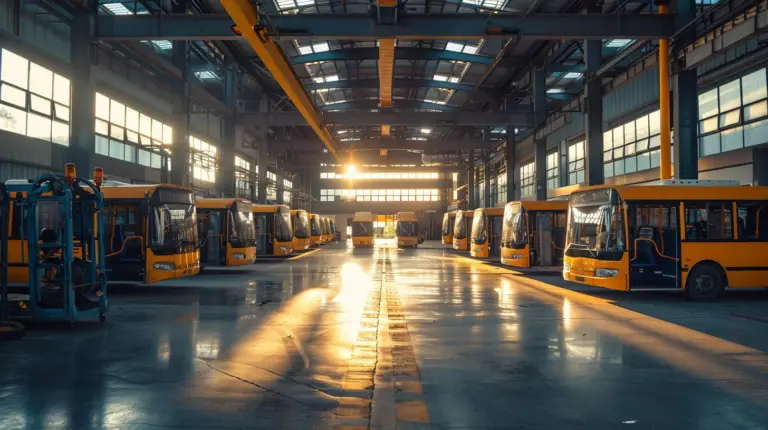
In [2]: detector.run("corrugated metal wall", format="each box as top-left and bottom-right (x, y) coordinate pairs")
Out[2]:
(603, 67), (659, 124)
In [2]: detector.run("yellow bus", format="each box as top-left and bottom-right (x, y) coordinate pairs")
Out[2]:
(470, 207), (504, 258)
(329, 218), (337, 241)
(395, 212), (419, 248)
(196, 198), (256, 267)
(500, 201), (568, 268)
(100, 183), (200, 284)
(441, 211), (456, 245)
(290, 209), (311, 251)
(321, 217), (331, 243)
(562, 182), (768, 300)
(351, 212), (374, 248)
(309, 213), (323, 246)
(253, 204), (293, 257)
(453, 210), (473, 251)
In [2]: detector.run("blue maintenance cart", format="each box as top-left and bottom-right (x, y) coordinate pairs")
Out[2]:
(12, 164), (108, 324)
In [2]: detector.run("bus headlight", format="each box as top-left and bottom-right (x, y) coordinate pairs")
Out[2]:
(595, 268), (619, 277)
(279, 246), (290, 253)
(153, 262), (176, 271)
(563, 264), (570, 273)
(232, 253), (247, 260)
(510, 254), (523, 260)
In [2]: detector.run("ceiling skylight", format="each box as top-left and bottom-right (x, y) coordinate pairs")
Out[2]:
(195, 71), (218, 80)
(420, 128), (432, 134)
(103, 2), (132, 14)
(433, 74), (449, 82)
(563, 72), (583, 79)
(606, 39), (632, 48)
(547, 88), (565, 94)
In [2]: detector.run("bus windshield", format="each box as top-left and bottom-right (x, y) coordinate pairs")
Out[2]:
(276, 211), (293, 242)
(442, 213), (453, 236)
(293, 212), (309, 239)
(565, 189), (625, 261)
(151, 203), (197, 255)
(352, 221), (373, 237)
(502, 204), (526, 249)
(397, 221), (417, 237)
(454, 213), (469, 239)
(311, 217), (322, 236)
(471, 213), (486, 244)
(229, 205), (255, 248)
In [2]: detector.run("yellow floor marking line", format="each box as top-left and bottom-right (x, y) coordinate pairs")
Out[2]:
(287, 248), (321, 260)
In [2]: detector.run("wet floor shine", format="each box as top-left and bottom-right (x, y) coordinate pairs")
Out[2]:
(1, 241), (768, 429)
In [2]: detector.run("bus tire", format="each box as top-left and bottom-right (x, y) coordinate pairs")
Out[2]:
(685, 263), (724, 301)
(0, 321), (25, 341)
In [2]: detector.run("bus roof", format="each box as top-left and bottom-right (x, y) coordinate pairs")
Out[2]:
(196, 198), (251, 210)
(506, 200), (569, 211)
(252, 204), (290, 213)
(290, 209), (307, 215)
(396, 211), (417, 221)
(474, 207), (504, 216)
(100, 183), (194, 200)
(573, 183), (768, 202)
(353, 212), (374, 222)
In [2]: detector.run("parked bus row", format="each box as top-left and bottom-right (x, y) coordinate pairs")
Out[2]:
(350, 211), (422, 248)
(3, 168), (337, 287)
(445, 180), (768, 300)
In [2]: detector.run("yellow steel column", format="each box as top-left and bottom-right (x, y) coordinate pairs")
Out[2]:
(220, 0), (338, 160)
(658, 3), (672, 180)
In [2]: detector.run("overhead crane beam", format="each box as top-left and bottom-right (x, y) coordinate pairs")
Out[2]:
(307, 78), (474, 93)
(94, 13), (675, 41)
(290, 47), (497, 65)
(218, 0), (339, 159)
(240, 110), (536, 127)
(268, 139), (500, 151)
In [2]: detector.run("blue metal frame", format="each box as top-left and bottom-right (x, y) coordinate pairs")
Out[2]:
(291, 47), (496, 65)
(21, 174), (107, 323)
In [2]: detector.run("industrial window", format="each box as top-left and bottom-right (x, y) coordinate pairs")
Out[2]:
(94, 92), (170, 169)
(320, 189), (439, 202)
(603, 110), (670, 178)
(267, 185), (277, 202)
(0, 49), (71, 146)
(495, 173), (507, 206)
(698, 67), (768, 157)
(567, 141), (585, 185)
(235, 156), (252, 199)
(320, 171), (439, 180)
(189, 136), (217, 182)
(546, 151), (559, 190)
(267, 171), (277, 182)
(520, 161), (535, 198)
(283, 191), (291, 204)
(283, 178), (293, 189)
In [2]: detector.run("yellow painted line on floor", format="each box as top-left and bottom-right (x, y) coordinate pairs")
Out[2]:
(288, 248), (321, 260)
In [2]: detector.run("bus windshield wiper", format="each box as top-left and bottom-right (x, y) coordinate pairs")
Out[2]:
(566, 242), (597, 259)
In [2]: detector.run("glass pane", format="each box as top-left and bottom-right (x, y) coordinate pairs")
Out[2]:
(576, 142), (584, 159)
(54, 103), (69, 121)
(51, 121), (69, 146)
(624, 156), (637, 174)
(95, 119), (109, 135)
(110, 125), (124, 140)
(95, 93), (110, 120)
(700, 117), (719, 134)
(126, 107), (139, 131)
(152, 119), (163, 140)
(0, 104), (27, 135)
(649, 149), (660, 168)
(614, 158), (625, 175)
(140, 113), (151, 136)
(700, 133), (720, 156)
(53, 74), (70, 106)
(603, 131), (612, 151)
(138, 149), (151, 166)
(698, 88), (719, 119)
(1, 49), (29, 89)
(126, 130), (139, 143)
(30, 94), (51, 115)
(720, 126), (743, 152)
(151, 153), (162, 169)
(624, 122), (636, 144)
(29, 63), (53, 98)
(96, 135), (109, 155)
(1, 83), (26, 107)
(637, 151), (651, 171)
(744, 118), (768, 147)
(649, 110), (661, 135)
(27, 113), (51, 141)
(636, 115), (649, 139)
(745, 101), (768, 121)
(719, 80), (741, 112)
(163, 125), (173, 145)
(719, 110), (741, 128)
(604, 162), (613, 178)
(742, 69), (767, 105)
(109, 140), (124, 159)
(649, 135), (660, 149)
(612, 127), (624, 147)
(603, 151), (612, 162)
(636, 138), (649, 151)
(110, 100), (125, 126)
(124, 145), (136, 163)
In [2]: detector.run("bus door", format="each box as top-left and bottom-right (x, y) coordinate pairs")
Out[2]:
(628, 203), (679, 289)
(490, 215), (503, 257)
(104, 202), (145, 282)
(254, 213), (272, 256)
(535, 212), (555, 266)
(198, 210), (225, 266)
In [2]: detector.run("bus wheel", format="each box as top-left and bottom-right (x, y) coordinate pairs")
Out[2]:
(685, 264), (724, 301)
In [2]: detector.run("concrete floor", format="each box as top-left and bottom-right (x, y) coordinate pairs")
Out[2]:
(2, 240), (768, 429)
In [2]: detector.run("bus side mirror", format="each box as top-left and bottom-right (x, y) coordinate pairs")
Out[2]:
(140, 200), (151, 216)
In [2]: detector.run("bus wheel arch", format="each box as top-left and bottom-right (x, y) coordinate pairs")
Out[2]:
(685, 260), (727, 301)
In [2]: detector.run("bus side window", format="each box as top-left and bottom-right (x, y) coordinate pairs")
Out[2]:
(685, 202), (732, 240)
(736, 202), (767, 241)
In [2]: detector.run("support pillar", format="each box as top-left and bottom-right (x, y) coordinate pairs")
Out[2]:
(483, 150), (491, 207)
(257, 137), (268, 204)
(218, 67), (238, 197)
(584, 39), (604, 186)
(673, 0), (698, 180)
(170, 3), (190, 187)
(68, 12), (95, 172)
(534, 139), (547, 200)
(467, 150), (475, 210)
(505, 127), (515, 202)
